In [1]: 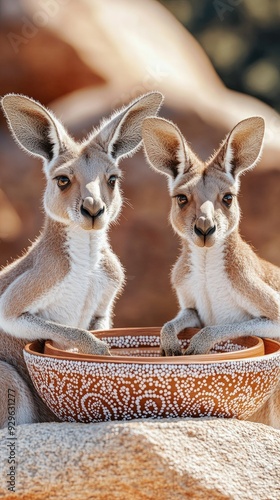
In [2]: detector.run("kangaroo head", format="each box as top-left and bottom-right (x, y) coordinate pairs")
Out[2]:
(142, 116), (265, 248)
(1, 92), (163, 231)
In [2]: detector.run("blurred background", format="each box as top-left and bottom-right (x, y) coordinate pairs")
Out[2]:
(163, 0), (280, 112)
(0, 0), (280, 328)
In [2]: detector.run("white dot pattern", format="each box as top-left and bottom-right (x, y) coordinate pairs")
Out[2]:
(23, 334), (280, 423)
(106, 336), (245, 357)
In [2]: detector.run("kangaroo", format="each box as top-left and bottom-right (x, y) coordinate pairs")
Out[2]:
(142, 115), (280, 427)
(0, 91), (163, 427)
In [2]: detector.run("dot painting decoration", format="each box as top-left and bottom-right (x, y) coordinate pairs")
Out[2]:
(23, 328), (280, 423)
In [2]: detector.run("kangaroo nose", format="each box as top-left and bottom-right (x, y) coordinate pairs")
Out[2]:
(194, 224), (216, 237)
(195, 200), (216, 236)
(81, 197), (105, 219)
(195, 213), (216, 236)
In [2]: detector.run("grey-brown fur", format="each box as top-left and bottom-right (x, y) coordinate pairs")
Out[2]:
(142, 115), (280, 427)
(0, 91), (163, 427)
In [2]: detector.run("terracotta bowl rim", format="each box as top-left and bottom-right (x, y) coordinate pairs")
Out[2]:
(42, 327), (265, 363)
(24, 333), (280, 366)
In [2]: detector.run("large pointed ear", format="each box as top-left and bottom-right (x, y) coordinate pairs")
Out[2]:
(142, 117), (196, 178)
(214, 117), (265, 179)
(94, 91), (163, 162)
(1, 94), (71, 165)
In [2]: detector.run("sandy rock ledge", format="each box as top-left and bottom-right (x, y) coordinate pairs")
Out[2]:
(0, 419), (279, 500)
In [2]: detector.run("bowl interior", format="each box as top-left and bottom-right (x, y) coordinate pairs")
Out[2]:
(42, 327), (265, 363)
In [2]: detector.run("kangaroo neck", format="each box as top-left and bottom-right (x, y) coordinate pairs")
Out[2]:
(184, 229), (241, 266)
(42, 216), (108, 261)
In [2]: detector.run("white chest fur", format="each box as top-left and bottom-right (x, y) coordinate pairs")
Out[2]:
(179, 244), (259, 326)
(29, 228), (107, 328)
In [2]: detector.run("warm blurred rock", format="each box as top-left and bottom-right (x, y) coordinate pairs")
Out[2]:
(0, 0), (280, 328)
(0, 2), (104, 111)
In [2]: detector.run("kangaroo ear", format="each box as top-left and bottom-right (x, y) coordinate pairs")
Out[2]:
(1, 94), (71, 165)
(215, 117), (265, 179)
(94, 91), (164, 162)
(142, 117), (194, 178)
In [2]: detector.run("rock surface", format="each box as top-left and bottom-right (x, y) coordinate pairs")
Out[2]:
(0, 419), (279, 499)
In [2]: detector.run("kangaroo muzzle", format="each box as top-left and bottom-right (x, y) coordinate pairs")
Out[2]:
(81, 197), (105, 220)
(194, 201), (216, 246)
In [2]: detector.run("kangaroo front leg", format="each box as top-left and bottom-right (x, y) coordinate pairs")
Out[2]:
(88, 251), (124, 332)
(185, 317), (280, 355)
(89, 316), (111, 331)
(89, 290), (117, 330)
(3, 312), (110, 355)
(88, 285), (118, 332)
(161, 308), (201, 356)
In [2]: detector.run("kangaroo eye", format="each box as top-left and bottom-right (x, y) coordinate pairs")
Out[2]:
(223, 193), (233, 207)
(176, 194), (188, 207)
(108, 175), (118, 188)
(56, 176), (71, 190)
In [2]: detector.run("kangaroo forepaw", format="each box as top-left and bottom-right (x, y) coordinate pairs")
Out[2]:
(86, 338), (111, 356)
(160, 345), (183, 356)
(160, 325), (183, 356)
(184, 329), (215, 355)
(71, 332), (111, 356)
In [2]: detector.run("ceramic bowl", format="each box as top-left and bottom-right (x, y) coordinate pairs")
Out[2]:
(23, 327), (280, 423)
(43, 327), (265, 361)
